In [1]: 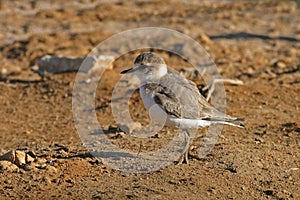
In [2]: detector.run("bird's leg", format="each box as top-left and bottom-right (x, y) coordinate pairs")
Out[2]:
(177, 129), (191, 164)
(202, 78), (243, 101)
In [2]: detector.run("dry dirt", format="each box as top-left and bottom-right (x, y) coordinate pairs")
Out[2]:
(0, 0), (300, 199)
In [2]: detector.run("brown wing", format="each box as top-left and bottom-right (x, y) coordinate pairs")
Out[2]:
(152, 73), (202, 119)
(152, 73), (238, 122)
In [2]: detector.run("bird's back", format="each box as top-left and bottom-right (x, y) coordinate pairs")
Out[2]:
(141, 69), (239, 123)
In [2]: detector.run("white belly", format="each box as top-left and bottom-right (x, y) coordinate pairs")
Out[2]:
(139, 87), (154, 110)
(140, 87), (168, 125)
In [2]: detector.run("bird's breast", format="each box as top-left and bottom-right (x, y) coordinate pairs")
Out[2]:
(140, 87), (156, 110)
(140, 87), (169, 125)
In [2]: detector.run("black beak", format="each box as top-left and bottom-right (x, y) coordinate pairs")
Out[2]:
(121, 65), (147, 74)
(121, 65), (144, 74)
(121, 68), (135, 74)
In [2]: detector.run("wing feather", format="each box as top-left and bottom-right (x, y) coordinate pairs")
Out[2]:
(143, 72), (240, 124)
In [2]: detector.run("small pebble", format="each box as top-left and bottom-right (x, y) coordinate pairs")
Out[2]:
(0, 160), (19, 173)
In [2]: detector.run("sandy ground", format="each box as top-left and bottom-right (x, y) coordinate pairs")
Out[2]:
(0, 0), (299, 199)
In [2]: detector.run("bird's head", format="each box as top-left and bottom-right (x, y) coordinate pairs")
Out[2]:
(121, 52), (168, 82)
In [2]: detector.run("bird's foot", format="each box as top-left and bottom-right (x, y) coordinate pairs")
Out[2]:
(176, 150), (189, 165)
(202, 78), (243, 101)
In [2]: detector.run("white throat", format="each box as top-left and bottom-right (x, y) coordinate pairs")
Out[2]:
(157, 64), (168, 78)
(135, 64), (168, 83)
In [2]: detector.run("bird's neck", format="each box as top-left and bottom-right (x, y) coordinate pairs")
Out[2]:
(157, 64), (168, 78)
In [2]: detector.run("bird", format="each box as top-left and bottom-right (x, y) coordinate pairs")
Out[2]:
(121, 52), (243, 164)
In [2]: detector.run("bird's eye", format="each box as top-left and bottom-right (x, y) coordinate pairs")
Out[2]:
(143, 68), (150, 73)
(140, 65), (150, 73)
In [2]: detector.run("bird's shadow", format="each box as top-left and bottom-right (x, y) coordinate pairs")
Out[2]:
(90, 127), (119, 135)
(210, 32), (299, 42)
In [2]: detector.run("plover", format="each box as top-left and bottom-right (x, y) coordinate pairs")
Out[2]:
(121, 52), (243, 163)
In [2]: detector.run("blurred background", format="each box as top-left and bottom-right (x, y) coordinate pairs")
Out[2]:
(0, 1), (299, 199)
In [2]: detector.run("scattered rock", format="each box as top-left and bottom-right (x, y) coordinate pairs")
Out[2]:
(197, 33), (213, 46)
(289, 167), (299, 171)
(116, 132), (126, 138)
(23, 163), (38, 172)
(46, 165), (58, 174)
(207, 188), (216, 194)
(151, 133), (161, 138)
(36, 55), (114, 75)
(241, 186), (247, 191)
(255, 138), (264, 144)
(57, 149), (68, 157)
(27, 151), (36, 159)
(9, 66), (22, 75)
(109, 124), (118, 129)
(42, 176), (52, 185)
(35, 164), (47, 170)
(0, 66), (22, 77)
(272, 60), (286, 69)
(0, 68), (8, 77)
(26, 154), (35, 163)
(264, 189), (273, 196)
(65, 178), (75, 184)
(0, 160), (19, 173)
(0, 150), (15, 163)
(0, 150), (36, 169)
(14, 150), (26, 166)
(118, 122), (142, 134)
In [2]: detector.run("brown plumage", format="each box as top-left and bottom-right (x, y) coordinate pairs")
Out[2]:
(121, 52), (243, 163)
(141, 70), (241, 125)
